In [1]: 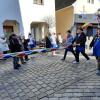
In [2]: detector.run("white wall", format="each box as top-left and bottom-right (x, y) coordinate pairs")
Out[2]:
(73, 0), (100, 14)
(0, 0), (55, 38)
(0, 0), (24, 35)
(18, 0), (56, 38)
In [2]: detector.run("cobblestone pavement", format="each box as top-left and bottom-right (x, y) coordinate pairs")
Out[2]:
(0, 52), (99, 100)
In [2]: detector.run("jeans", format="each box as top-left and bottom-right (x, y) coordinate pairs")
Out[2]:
(97, 57), (100, 71)
(13, 57), (20, 69)
(75, 47), (90, 62)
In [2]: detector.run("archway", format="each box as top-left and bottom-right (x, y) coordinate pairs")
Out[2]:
(30, 22), (49, 42)
(3, 20), (19, 39)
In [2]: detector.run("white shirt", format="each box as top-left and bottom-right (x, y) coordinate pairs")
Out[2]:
(0, 38), (9, 52)
(58, 35), (63, 43)
(50, 34), (57, 45)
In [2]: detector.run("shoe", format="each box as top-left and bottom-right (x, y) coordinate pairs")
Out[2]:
(86, 59), (91, 63)
(17, 64), (21, 67)
(14, 67), (19, 70)
(72, 61), (79, 64)
(25, 59), (30, 61)
(96, 70), (100, 76)
(61, 58), (65, 61)
(22, 61), (26, 64)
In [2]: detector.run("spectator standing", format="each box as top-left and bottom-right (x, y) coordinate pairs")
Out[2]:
(50, 33), (58, 56)
(45, 33), (52, 48)
(9, 34), (22, 69)
(28, 33), (36, 50)
(0, 34), (9, 54)
(22, 36), (30, 61)
(57, 33), (63, 47)
(18, 35), (26, 64)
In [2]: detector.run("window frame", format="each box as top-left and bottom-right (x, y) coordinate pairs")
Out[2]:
(91, 0), (94, 4)
(87, 0), (94, 4)
(33, 0), (44, 5)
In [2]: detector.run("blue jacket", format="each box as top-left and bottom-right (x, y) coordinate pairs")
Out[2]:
(93, 38), (100, 57)
(66, 34), (73, 47)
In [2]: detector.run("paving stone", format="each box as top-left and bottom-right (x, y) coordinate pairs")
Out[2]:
(1, 94), (9, 99)
(59, 98), (69, 100)
(73, 93), (83, 97)
(46, 90), (54, 95)
(35, 91), (41, 95)
(92, 97), (100, 100)
(40, 97), (48, 100)
(23, 88), (30, 93)
(39, 88), (47, 93)
(37, 81), (44, 85)
(28, 85), (35, 90)
(7, 89), (15, 94)
(83, 92), (95, 97)
(27, 92), (35, 98)
(0, 53), (99, 100)
(80, 97), (92, 100)
(95, 93), (100, 97)
(9, 93), (18, 99)
(15, 89), (22, 94)
(18, 92), (26, 97)
(19, 95), (29, 100)
(38, 92), (47, 99)
(30, 97), (38, 100)
(2, 97), (12, 100)
(42, 84), (48, 88)
(54, 94), (62, 98)
(48, 98), (59, 100)
(13, 97), (21, 100)
(62, 93), (73, 97)
(70, 98), (80, 100)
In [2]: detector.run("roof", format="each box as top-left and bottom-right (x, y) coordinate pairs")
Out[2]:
(55, 0), (76, 10)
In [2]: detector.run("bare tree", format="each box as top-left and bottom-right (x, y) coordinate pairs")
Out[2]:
(43, 16), (55, 28)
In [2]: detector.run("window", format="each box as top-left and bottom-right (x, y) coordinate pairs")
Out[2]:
(33, 0), (44, 5)
(91, 0), (94, 4)
(87, 0), (94, 4)
(87, 0), (90, 3)
(79, 15), (82, 19)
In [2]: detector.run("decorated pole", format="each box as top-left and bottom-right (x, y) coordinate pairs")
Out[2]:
(2, 47), (65, 60)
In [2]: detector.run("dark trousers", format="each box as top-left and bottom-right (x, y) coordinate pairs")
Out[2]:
(96, 56), (100, 71)
(25, 55), (28, 60)
(24, 49), (29, 60)
(76, 48), (90, 62)
(13, 57), (20, 69)
(20, 57), (25, 63)
(3, 51), (7, 54)
(63, 48), (76, 60)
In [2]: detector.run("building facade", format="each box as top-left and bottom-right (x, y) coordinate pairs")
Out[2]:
(73, 0), (100, 36)
(0, 0), (56, 41)
(73, 0), (100, 50)
(73, 0), (100, 14)
(55, 0), (76, 38)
